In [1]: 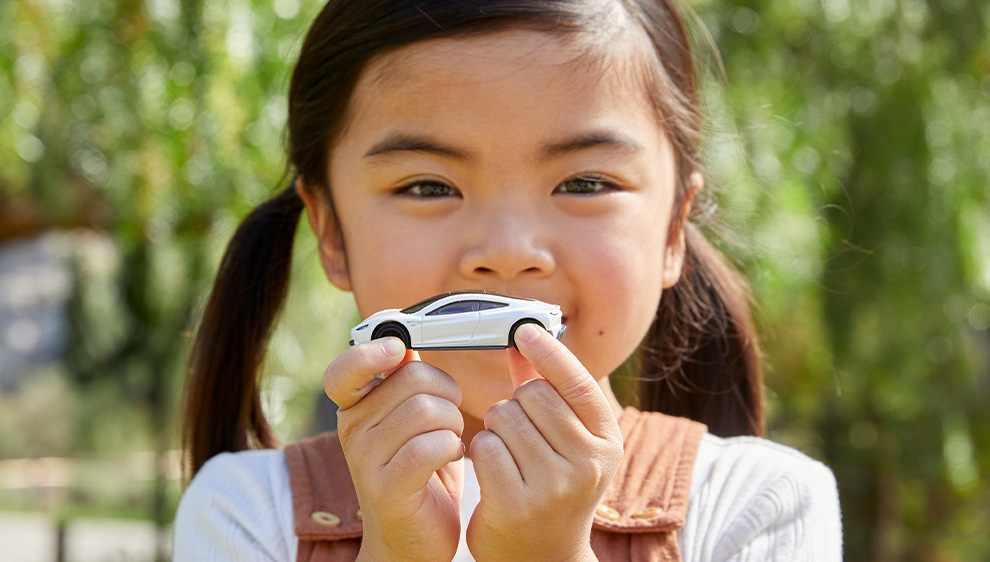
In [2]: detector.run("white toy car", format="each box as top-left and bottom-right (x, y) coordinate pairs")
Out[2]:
(349, 291), (565, 350)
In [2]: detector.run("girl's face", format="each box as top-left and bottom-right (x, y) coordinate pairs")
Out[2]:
(306, 29), (690, 422)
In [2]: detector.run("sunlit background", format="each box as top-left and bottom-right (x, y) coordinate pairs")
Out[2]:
(1, 0), (988, 560)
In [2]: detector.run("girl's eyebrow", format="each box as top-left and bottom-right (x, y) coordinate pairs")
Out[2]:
(362, 130), (642, 162)
(364, 133), (471, 161)
(539, 131), (643, 160)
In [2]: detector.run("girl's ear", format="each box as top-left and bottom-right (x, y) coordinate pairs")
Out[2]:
(662, 171), (703, 289)
(296, 178), (352, 291)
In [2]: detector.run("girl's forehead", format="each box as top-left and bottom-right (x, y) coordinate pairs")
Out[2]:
(366, 29), (597, 85)
(340, 28), (658, 136)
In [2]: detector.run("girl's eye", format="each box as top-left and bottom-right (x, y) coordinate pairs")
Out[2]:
(398, 180), (460, 198)
(555, 175), (617, 195)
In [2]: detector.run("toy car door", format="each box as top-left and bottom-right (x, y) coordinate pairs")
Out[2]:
(420, 300), (481, 347)
(471, 300), (512, 345)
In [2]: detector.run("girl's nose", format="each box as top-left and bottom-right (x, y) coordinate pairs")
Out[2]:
(457, 215), (556, 282)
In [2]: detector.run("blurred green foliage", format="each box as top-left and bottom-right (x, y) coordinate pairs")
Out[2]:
(695, 0), (990, 558)
(1, 0), (988, 560)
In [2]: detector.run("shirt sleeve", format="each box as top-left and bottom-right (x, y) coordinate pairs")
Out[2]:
(172, 450), (298, 562)
(679, 435), (843, 562)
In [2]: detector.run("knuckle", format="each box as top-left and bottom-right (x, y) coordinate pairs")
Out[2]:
(338, 431), (372, 470)
(404, 430), (458, 466)
(322, 362), (335, 383)
(468, 430), (503, 461)
(567, 455), (595, 482)
(431, 369), (463, 403)
(560, 460), (605, 500)
(404, 393), (443, 425)
(587, 460), (608, 488)
(386, 364), (461, 405)
(399, 436), (431, 468)
(581, 442), (622, 486)
(513, 378), (555, 407)
(441, 373), (463, 405)
(406, 361), (436, 382)
(559, 377), (599, 405)
(322, 364), (342, 398)
(335, 410), (357, 444)
(484, 399), (521, 430)
(541, 470), (574, 501)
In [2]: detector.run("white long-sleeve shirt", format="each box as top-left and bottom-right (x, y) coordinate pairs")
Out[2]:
(173, 433), (842, 561)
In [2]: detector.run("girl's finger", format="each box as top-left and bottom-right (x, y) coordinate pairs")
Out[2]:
(512, 377), (586, 458)
(483, 398), (559, 479)
(323, 337), (407, 409)
(336, 360), (463, 454)
(506, 347), (543, 390)
(469, 430), (523, 492)
(511, 323), (617, 440)
(384, 430), (466, 497)
(365, 393), (465, 462)
(354, 360), (463, 419)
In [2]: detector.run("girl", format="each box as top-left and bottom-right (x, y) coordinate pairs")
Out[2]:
(174, 1), (842, 561)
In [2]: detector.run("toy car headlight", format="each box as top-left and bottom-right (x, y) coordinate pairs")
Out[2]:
(354, 324), (369, 331)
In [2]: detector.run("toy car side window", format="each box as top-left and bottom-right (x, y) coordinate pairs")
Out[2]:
(427, 301), (479, 315)
(478, 301), (508, 311)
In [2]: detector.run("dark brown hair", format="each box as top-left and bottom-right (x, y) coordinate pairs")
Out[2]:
(182, 0), (764, 477)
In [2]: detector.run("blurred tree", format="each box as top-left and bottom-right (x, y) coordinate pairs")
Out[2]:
(0, 0), (349, 558)
(698, 0), (990, 559)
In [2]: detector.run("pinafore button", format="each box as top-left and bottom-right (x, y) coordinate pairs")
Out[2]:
(595, 504), (620, 521)
(631, 506), (665, 519)
(311, 511), (341, 527)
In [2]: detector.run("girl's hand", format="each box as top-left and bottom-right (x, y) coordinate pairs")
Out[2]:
(324, 338), (465, 562)
(466, 324), (623, 562)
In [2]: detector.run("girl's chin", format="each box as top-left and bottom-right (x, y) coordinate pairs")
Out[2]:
(420, 348), (510, 372)
(419, 349), (515, 404)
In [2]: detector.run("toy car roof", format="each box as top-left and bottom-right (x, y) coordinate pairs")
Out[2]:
(399, 290), (537, 314)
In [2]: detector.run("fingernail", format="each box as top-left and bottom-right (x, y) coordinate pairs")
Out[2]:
(381, 337), (405, 357)
(516, 323), (540, 344)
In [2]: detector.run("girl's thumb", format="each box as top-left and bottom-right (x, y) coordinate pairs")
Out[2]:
(384, 348), (421, 376)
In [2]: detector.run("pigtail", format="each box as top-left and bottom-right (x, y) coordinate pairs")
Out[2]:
(182, 185), (305, 477)
(637, 223), (765, 437)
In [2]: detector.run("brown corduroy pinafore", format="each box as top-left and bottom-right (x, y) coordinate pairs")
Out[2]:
(285, 407), (706, 562)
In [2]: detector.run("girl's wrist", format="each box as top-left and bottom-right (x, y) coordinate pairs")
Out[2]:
(471, 540), (599, 562)
(356, 538), (455, 562)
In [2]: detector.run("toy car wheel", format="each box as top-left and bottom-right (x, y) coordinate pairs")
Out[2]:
(372, 322), (411, 348)
(508, 318), (543, 349)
